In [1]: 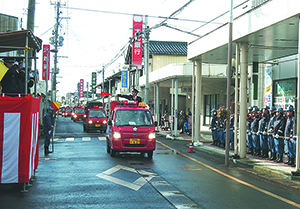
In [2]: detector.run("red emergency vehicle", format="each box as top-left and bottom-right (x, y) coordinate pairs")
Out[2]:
(106, 100), (156, 159)
(71, 106), (86, 122)
(83, 101), (107, 132)
(62, 107), (72, 117)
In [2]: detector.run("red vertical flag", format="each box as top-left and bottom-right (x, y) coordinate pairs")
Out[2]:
(132, 15), (143, 69)
(42, 44), (50, 80)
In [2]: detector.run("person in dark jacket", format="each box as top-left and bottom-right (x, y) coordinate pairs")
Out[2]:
(267, 106), (276, 160)
(273, 107), (286, 163)
(113, 88), (142, 103)
(284, 105), (295, 166)
(43, 106), (53, 155)
(251, 107), (261, 156)
(1, 59), (19, 95)
(210, 109), (218, 146)
(246, 107), (254, 154)
(258, 106), (270, 158)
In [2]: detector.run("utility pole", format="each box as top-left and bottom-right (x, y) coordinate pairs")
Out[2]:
(225, 0), (234, 166)
(144, 15), (149, 103)
(51, 1), (61, 103)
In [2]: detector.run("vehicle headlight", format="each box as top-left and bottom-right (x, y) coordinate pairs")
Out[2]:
(148, 132), (156, 140)
(88, 120), (93, 124)
(103, 120), (107, 124)
(113, 131), (121, 139)
(74, 114), (77, 118)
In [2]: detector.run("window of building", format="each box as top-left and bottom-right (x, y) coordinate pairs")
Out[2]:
(204, 94), (219, 125)
(273, 78), (297, 109)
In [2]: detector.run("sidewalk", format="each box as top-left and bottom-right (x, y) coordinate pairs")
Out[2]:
(157, 129), (300, 181)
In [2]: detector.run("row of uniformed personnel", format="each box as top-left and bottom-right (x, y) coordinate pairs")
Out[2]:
(246, 105), (296, 167)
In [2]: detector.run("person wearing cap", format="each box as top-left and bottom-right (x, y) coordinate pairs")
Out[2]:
(1, 59), (19, 95)
(15, 61), (35, 94)
(267, 106), (277, 160)
(273, 107), (286, 163)
(251, 107), (261, 156)
(43, 106), (54, 155)
(284, 105), (295, 166)
(210, 109), (218, 146)
(258, 106), (270, 158)
(246, 107), (254, 154)
(113, 87), (142, 103)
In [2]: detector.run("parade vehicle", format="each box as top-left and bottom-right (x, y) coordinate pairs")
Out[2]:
(106, 100), (157, 159)
(71, 106), (86, 122)
(83, 101), (107, 133)
(62, 107), (72, 117)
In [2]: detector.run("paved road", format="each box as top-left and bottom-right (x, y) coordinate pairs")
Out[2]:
(1, 116), (300, 209)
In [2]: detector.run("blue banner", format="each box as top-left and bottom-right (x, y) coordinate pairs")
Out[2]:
(121, 70), (128, 88)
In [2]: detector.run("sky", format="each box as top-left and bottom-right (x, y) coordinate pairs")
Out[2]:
(0, 0), (248, 98)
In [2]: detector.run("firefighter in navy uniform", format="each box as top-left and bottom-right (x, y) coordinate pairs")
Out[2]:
(246, 107), (254, 154)
(210, 109), (218, 146)
(251, 107), (261, 156)
(284, 105), (295, 166)
(258, 106), (270, 158)
(229, 113), (235, 150)
(267, 106), (277, 160)
(273, 107), (286, 163)
(43, 106), (54, 155)
(113, 88), (142, 103)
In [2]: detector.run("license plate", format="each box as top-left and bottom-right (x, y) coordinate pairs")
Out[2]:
(130, 138), (140, 144)
(79, 118), (82, 120)
(95, 124), (100, 127)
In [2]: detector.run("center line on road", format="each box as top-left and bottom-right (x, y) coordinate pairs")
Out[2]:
(157, 141), (300, 208)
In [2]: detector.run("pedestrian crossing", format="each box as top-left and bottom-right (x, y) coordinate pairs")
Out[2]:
(53, 137), (106, 142)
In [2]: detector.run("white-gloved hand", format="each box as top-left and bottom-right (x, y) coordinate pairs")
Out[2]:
(248, 132), (251, 136)
(48, 130), (51, 134)
(290, 139), (294, 143)
(275, 134), (279, 138)
(263, 131), (267, 135)
(13, 61), (19, 65)
(257, 132), (260, 135)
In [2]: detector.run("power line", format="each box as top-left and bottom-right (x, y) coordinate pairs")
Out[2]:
(60, 5), (209, 24)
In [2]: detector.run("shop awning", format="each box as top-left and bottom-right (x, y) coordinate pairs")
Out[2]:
(0, 29), (42, 53)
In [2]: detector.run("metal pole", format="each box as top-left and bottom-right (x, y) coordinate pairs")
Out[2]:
(34, 50), (37, 96)
(46, 51), (49, 105)
(102, 67), (104, 105)
(156, 83), (160, 131)
(234, 43), (240, 156)
(52, 1), (60, 102)
(144, 15), (149, 103)
(25, 34), (29, 95)
(192, 61), (195, 141)
(174, 79), (178, 137)
(171, 79), (174, 135)
(195, 60), (202, 143)
(225, 0), (233, 166)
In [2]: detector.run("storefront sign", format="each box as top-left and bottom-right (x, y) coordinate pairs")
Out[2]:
(79, 79), (84, 97)
(42, 44), (50, 80)
(121, 70), (128, 88)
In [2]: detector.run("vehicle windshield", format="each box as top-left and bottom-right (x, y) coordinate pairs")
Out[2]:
(75, 108), (85, 114)
(114, 109), (153, 126)
(66, 109), (72, 113)
(89, 110), (106, 118)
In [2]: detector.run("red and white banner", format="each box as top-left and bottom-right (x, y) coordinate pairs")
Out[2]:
(42, 44), (50, 80)
(132, 15), (143, 69)
(0, 95), (40, 184)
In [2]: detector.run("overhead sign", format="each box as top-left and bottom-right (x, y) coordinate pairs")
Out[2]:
(121, 69), (128, 88)
(79, 79), (84, 97)
(42, 44), (50, 80)
(132, 15), (143, 69)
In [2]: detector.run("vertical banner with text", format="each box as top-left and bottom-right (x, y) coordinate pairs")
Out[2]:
(121, 69), (128, 89)
(42, 44), (50, 80)
(91, 72), (97, 94)
(132, 15), (143, 69)
(79, 79), (84, 98)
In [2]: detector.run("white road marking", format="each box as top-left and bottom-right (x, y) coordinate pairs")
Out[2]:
(65, 137), (74, 141)
(97, 165), (155, 191)
(82, 137), (91, 141)
(98, 137), (106, 141)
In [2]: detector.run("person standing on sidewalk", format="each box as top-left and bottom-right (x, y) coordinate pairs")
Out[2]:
(267, 106), (277, 160)
(246, 107), (254, 154)
(43, 106), (53, 155)
(258, 106), (270, 158)
(251, 107), (261, 156)
(179, 110), (188, 134)
(210, 109), (218, 146)
(284, 105), (295, 166)
(273, 107), (286, 163)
